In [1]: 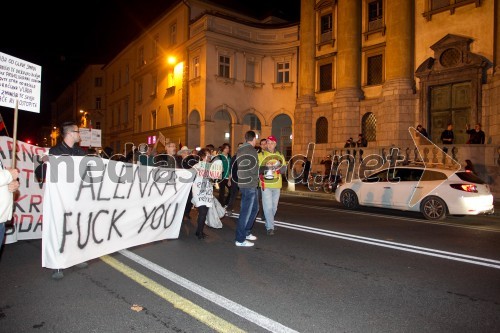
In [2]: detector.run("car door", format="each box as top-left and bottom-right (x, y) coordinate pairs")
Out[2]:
(359, 169), (391, 207)
(390, 168), (424, 210)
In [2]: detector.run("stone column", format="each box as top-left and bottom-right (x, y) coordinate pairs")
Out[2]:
(294, 0), (317, 156)
(385, 0), (413, 88)
(336, 0), (362, 96)
(333, 0), (362, 145)
(379, 0), (416, 148)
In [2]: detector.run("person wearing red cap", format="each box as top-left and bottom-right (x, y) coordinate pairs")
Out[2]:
(258, 135), (286, 235)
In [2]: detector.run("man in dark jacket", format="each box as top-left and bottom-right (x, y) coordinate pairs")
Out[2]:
(37, 121), (88, 280)
(234, 131), (259, 247)
(466, 123), (486, 144)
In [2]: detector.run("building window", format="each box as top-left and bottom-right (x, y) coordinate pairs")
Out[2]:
(319, 63), (333, 91)
(95, 97), (102, 110)
(219, 55), (230, 78)
(362, 112), (377, 142)
(368, 0), (383, 31)
(118, 70), (121, 88)
(193, 56), (200, 78)
(367, 54), (383, 85)
(137, 81), (143, 103)
(320, 13), (333, 43)
(138, 46), (145, 67)
(137, 115), (142, 132)
(95, 122), (101, 130)
(111, 74), (115, 92)
(277, 62), (290, 83)
(153, 34), (159, 58)
(316, 117), (328, 144)
(169, 23), (177, 46)
(125, 64), (130, 84)
(151, 110), (157, 130)
(115, 105), (120, 125)
(246, 61), (256, 82)
(95, 77), (103, 87)
(151, 74), (158, 98)
(124, 99), (129, 123)
(168, 105), (174, 126)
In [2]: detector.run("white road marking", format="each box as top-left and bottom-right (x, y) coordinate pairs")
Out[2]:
(119, 249), (300, 333)
(280, 201), (500, 233)
(229, 213), (500, 270)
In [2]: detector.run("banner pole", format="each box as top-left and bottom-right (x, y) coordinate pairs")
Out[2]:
(11, 100), (19, 169)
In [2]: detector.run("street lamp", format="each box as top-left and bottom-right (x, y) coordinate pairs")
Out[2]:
(79, 110), (91, 128)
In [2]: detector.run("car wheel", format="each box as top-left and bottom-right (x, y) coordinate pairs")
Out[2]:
(340, 189), (358, 209)
(323, 181), (333, 194)
(420, 196), (447, 220)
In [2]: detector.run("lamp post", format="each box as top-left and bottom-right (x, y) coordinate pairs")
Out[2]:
(79, 109), (91, 128)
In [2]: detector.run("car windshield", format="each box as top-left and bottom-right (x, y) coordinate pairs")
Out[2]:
(455, 171), (486, 184)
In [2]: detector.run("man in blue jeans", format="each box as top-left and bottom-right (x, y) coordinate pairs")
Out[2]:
(234, 131), (259, 247)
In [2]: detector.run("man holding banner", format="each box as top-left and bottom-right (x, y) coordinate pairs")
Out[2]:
(39, 121), (88, 279)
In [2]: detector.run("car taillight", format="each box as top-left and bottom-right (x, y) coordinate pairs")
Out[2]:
(450, 184), (478, 193)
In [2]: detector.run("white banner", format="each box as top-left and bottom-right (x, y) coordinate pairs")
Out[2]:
(42, 156), (194, 269)
(0, 137), (48, 243)
(0, 52), (42, 113)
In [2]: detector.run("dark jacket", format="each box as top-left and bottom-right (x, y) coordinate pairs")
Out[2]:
(466, 129), (485, 144)
(440, 130), (454, 144)
(35, 141), (86, 181)
(235, 143), (259, 188)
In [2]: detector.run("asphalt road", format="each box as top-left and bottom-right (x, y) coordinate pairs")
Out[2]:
(1, 193), (499, 332)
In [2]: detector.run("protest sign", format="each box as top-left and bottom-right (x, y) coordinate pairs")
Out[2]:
(0, 52), (42, 113)
(42, 156), (193, 269)
(0, 137), (48, 243)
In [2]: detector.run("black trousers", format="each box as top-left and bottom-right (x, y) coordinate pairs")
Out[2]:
(226, 182), (239, 210)
(196, 205), (209, 235)
(184, 191), (193, 218)
(218, 179), (230, 205)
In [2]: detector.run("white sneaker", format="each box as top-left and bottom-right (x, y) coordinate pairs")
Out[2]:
(235, 240), (254, 247)
(245, 234), (257, 241)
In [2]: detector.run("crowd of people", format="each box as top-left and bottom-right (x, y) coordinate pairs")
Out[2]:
(1, 118), (492, 279)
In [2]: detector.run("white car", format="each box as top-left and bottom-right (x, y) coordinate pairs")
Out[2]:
(335, 165), (494, 220)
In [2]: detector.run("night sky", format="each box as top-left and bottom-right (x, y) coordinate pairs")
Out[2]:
(0, 0), (300, 142)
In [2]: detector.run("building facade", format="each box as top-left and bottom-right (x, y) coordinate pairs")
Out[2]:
(101, 0), (298, 157)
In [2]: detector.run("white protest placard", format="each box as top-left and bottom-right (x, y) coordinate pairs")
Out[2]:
(79, 128), (102, 147)
(0, 137), (48, 243)
(0, 52), (42, 113)
(42, 156), (194, 269)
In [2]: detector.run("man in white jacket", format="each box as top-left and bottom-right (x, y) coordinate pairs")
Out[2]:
(0, 159), (20, 247)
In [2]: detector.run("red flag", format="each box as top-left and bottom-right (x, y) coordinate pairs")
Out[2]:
(0, 113), (5, 132)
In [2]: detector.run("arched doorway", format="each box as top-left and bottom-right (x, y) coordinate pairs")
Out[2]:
(272, 114), (292, 159)
(188, 110), (200, 149)
(213, 110), (232, 148)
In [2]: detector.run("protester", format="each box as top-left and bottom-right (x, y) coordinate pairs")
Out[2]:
(40, 121), (88, 280)
(440, 123), (454, 144)
(234, 131), (259, 247)
(466, 123), (486, 144)
(320, 155), (333, 177)
(258, 135), (286, 236)
(257, 138), (268, 221)
(416, 124), (428, 138)
(356, 133), (368, 147)
(226, 143), (243, 213)
(138, 143), (154, 166)
(177, 146), (197, 221)
(344, 137), (356, 148)
(217, 143), (231, 206)
(0, 160), (19, 248)
(191, 148), (213, 240)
